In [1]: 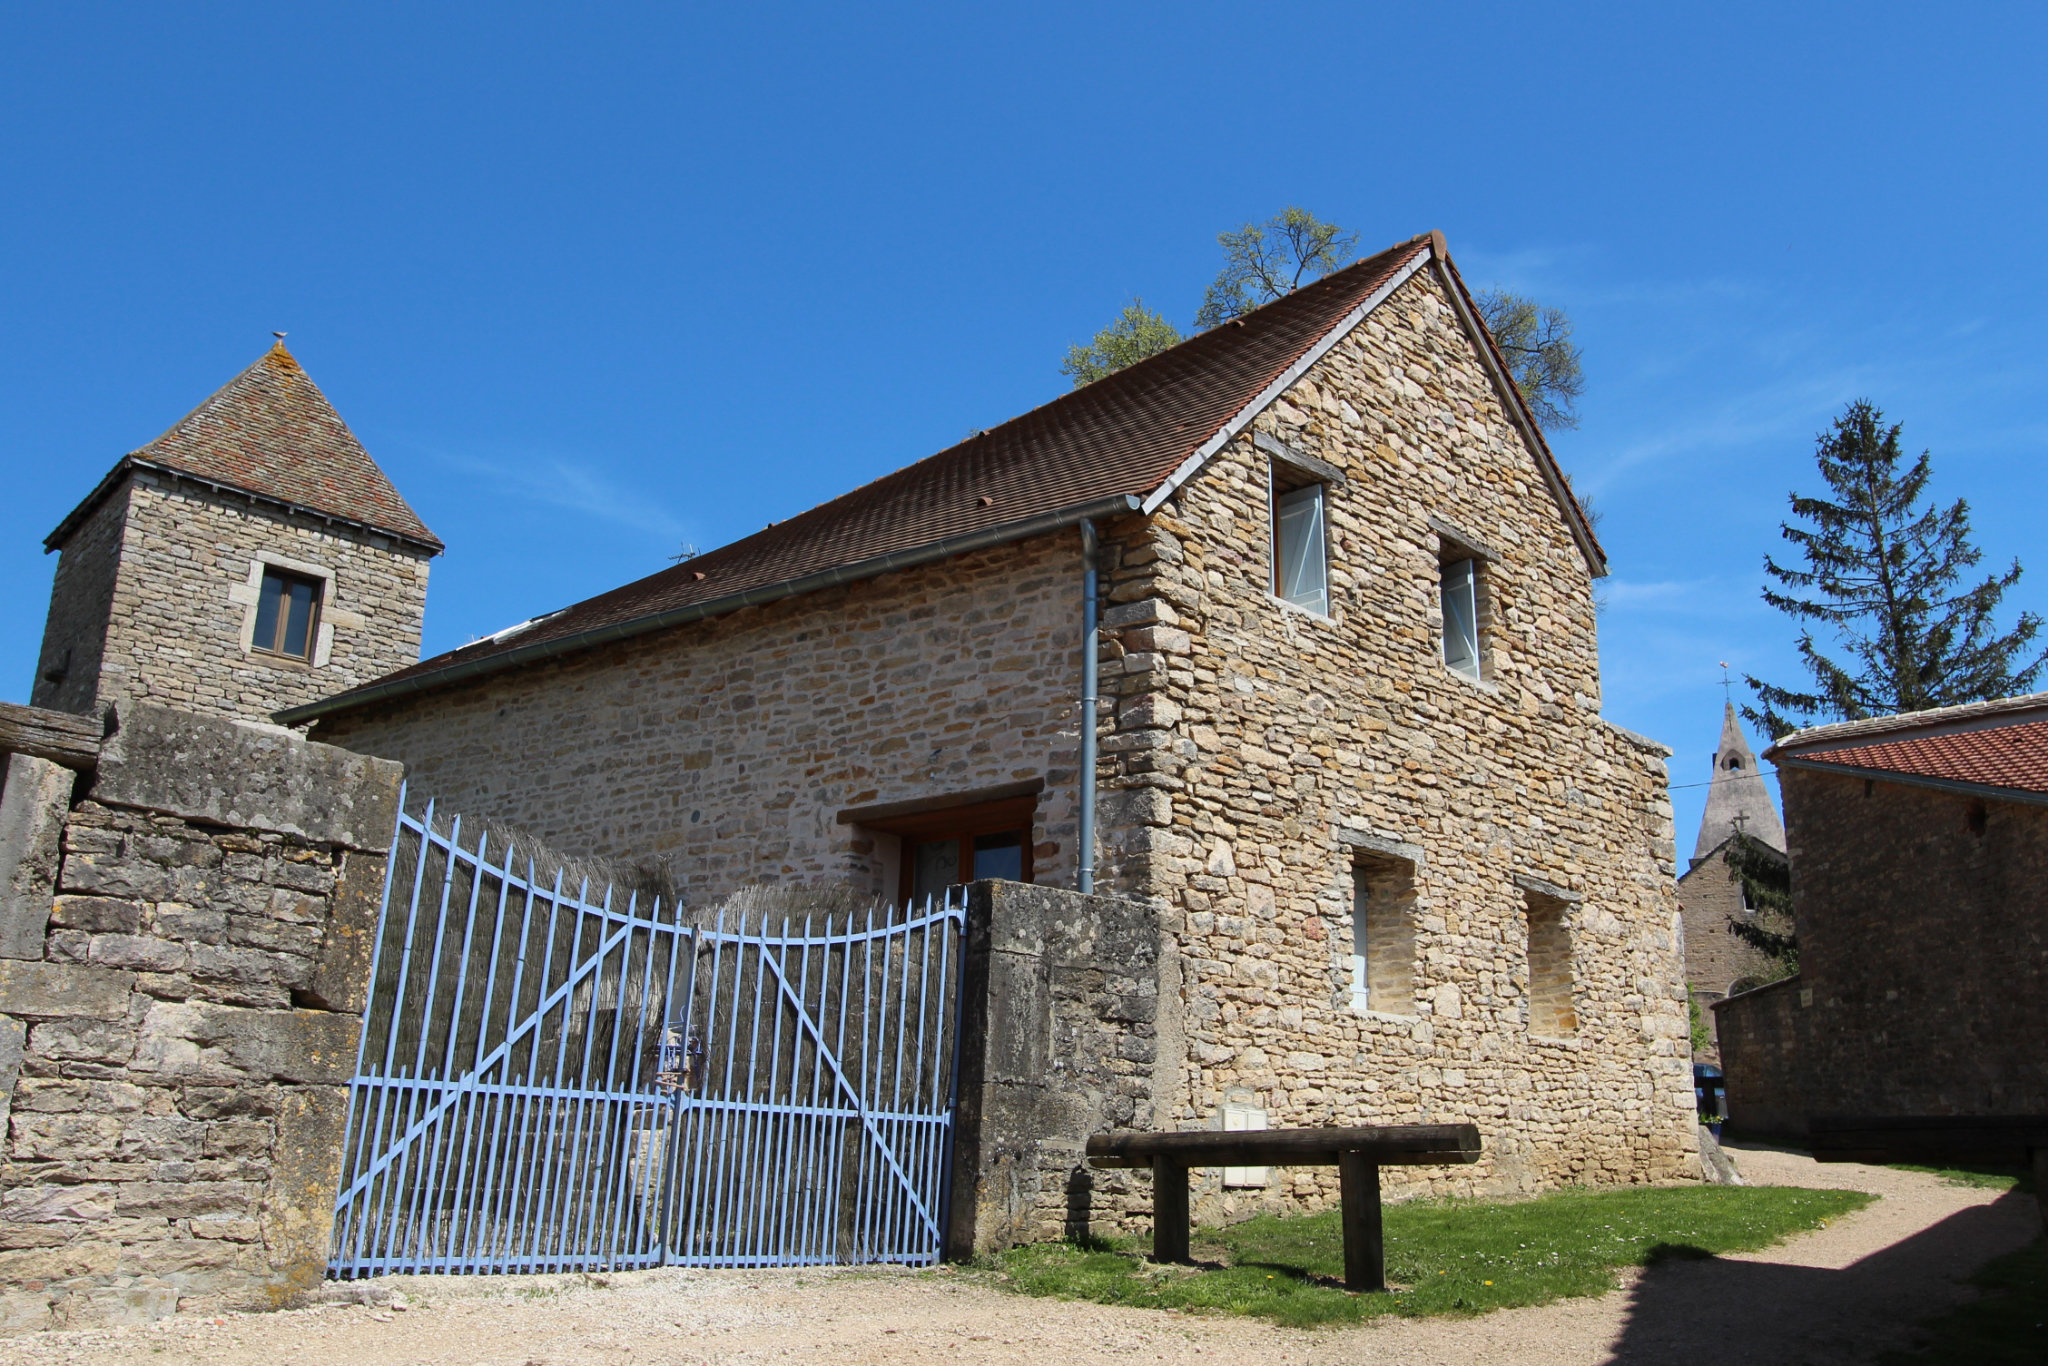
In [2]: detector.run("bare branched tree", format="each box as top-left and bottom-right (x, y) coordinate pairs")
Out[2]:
(1474, 290), (1586, 431)
(1194, 207), (1359, 329)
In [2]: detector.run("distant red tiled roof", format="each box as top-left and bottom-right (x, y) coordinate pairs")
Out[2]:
(1771, 694), (2048, 797)
(48, 345), (441, 552)
(283, 232), (1597, 725)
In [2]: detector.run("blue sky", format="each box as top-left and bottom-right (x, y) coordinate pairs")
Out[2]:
(4, 4), (2045, 852)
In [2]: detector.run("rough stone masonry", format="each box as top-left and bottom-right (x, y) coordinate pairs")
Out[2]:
(0, 703), (397, 1332)
(317, 259), (1697, 1215)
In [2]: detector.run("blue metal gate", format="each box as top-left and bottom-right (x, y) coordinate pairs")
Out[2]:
(328, 796), (966, 1277)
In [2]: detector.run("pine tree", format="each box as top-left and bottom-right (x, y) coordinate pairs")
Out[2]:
(1745, 400), (2044, 737)
(1721, 832), (1797, 981)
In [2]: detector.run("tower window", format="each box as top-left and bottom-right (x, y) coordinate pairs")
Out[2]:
(252, 568), (322, 661)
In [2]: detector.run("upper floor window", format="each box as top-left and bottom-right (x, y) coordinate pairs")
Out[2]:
(252, 567), (322, 661)
(1441, 556), (1481, 678)
(1273, 482), (1329, 615)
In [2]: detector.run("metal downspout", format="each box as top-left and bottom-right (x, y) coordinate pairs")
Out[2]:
(1078, 519), (1100, 895)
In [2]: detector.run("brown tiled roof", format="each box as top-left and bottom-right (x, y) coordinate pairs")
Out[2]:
(283, 232), (1596, 725)
(1770, 695), (2048, 797)
(48, 345), (441, 552)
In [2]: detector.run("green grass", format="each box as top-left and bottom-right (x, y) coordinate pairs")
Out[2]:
(989, 1184), (1874, 1328)
(1879, 1237), (2048, 1365)
(1887, 1163), (2033, 1193)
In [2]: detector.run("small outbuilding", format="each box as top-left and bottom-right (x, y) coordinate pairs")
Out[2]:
(1716, 693), (2048, 1172)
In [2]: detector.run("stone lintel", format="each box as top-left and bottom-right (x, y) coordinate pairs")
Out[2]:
(1511, 873), (1583, 903)
(1253, 431), (1348, 487)
(1335, 825), (1424, 867)
(1424, 512), (1501, 563)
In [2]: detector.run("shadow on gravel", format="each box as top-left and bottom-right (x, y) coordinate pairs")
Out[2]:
(1604, 1190), (2041, 1365)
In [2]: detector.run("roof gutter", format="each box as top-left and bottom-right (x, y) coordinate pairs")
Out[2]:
(45, 456), (445, 556)
(277, 492), (1145, 727)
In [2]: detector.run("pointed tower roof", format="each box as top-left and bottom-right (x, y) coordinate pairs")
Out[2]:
(1693, 702), (1786, 863)
(46, 343), (441, 552)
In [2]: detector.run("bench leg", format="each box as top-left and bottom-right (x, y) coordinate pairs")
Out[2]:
(2034, 1147), (2047, 1234)
(1338, 1151), (1384, 1292)
(1152, 1157), (1190, 1263)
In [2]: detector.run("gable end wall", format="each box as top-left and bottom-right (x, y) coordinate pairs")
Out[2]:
(1089, 266), (1692, 1205)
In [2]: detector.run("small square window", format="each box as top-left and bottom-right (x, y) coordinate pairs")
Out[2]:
(1440, 557), (1481, 679)
(252, 567), (322, 661)
(1273, 482), (1329, 616)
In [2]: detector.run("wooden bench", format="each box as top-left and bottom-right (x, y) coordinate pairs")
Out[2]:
(1087, 1123), (1482, 1292)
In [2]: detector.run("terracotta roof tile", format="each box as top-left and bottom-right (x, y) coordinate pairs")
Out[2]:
(49, 345), (440, 551)
(1777, 700), (2048, 794)
(287, 232), (1595, 723)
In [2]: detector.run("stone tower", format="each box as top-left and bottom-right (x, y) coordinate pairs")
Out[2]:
(1678, 702), (1788, 1054)
(1692, 701), (1785, 864)
(31, 343), (442, 724)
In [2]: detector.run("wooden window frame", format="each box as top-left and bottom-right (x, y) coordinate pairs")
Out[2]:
(848, 793), (1037, 906)
(251, 566), (325, 663)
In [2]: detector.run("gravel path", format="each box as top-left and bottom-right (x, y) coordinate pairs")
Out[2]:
(6, 1147), (2038, 1366)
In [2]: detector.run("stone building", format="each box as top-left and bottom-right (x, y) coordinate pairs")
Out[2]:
(31, 344), (441, 725)
(287, 232), (1698, 1208)
(1676, 702), (1786, 1057)
(1715, 693), (2048, 1153)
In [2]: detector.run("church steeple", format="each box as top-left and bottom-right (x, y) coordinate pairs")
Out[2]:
(1693, 702), (1785, 864)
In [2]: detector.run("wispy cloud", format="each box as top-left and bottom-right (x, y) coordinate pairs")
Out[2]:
(399, 438), (693, 542)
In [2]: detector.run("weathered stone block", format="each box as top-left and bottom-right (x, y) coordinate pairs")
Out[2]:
(0, 1183), (115, 1223)
(153, 905), (227, 944)
(115, 1116), (209, 1161)
(259, 1087), (349, 1304)
(133, 1001), (358, 1086)
(112, 1180), (260, 1220)
(0, 1015), (22, 1133)
(88, 934), (190, 973)
(1117, 694), (1183, 730)
(26, 1019), (137, 1066)
(0, 960), (133, 1019)
(224, 916), (324, 957)
(56, 857), (172, 902)
(49, 897), (144, 935)
(299, 850), (382, 1014)
(202, 1119), (274, 1157)
(0, 753), (77, 960)
(1102, 599), (1179, 629)
(1099, 788), (1171, 830)
(12, 1077), (152, 1113)
(0, 1288), (53, 1335)
(95, 704), (401, 852)
(56, 1281), (179, 1327)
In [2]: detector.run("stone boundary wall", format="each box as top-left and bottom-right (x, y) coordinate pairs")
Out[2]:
(1712, 976), (1805, 1143)
(946, 881), (1176, 1256)
(0, 703), (397, 1333)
